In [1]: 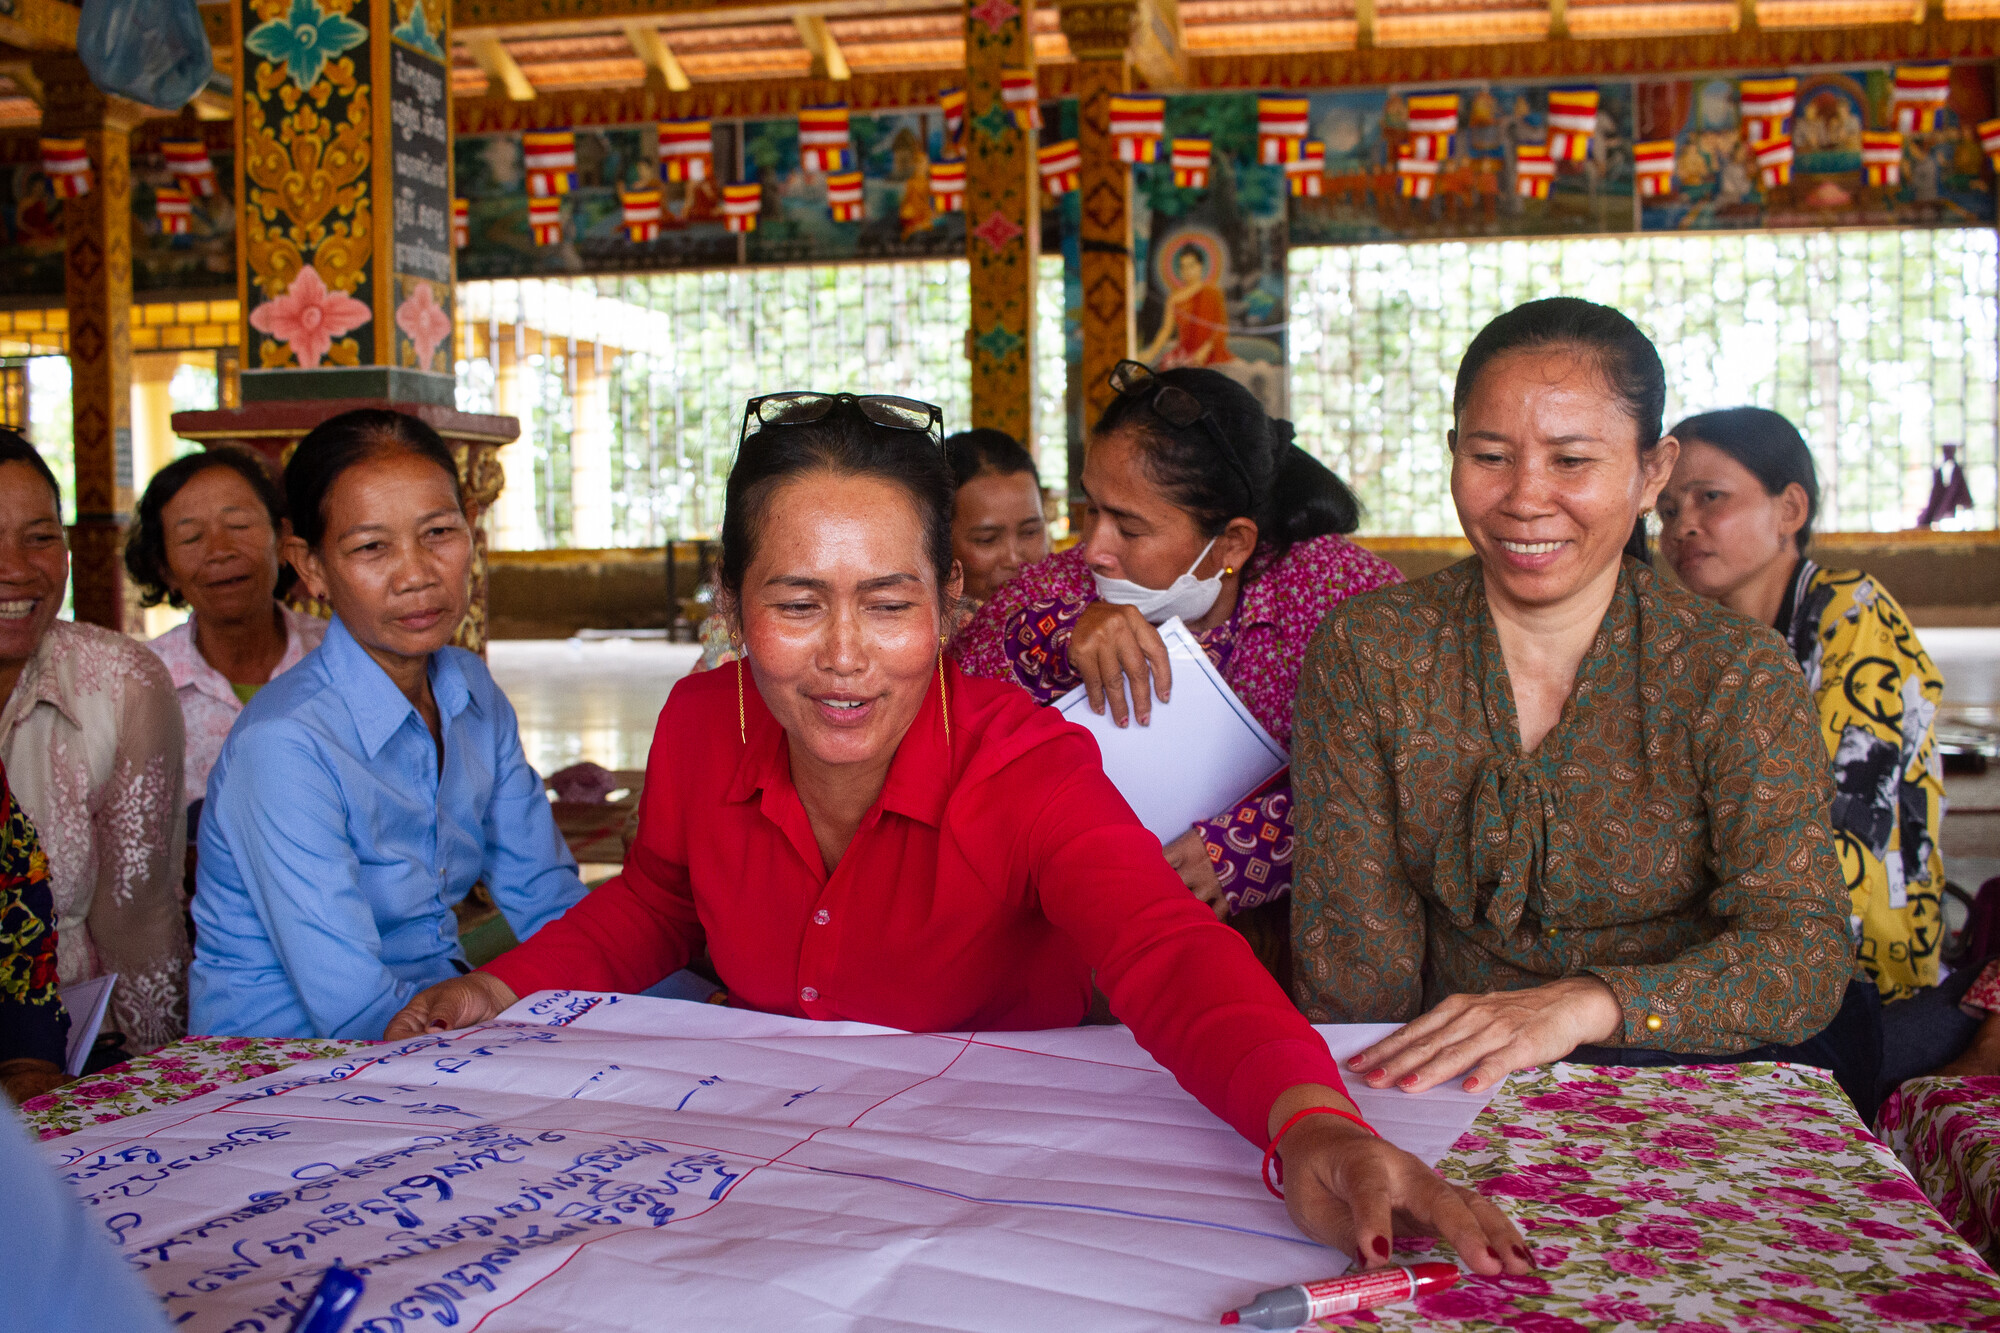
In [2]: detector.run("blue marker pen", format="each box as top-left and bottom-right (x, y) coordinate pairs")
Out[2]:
(287, 1264), (365, 1333)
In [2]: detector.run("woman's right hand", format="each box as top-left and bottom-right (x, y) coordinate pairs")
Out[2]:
(1069, 601), (1172, 727)
(383, 971), (520, 1040)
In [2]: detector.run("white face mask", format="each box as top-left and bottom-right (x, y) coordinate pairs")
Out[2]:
(1091, 538), (1223, 625)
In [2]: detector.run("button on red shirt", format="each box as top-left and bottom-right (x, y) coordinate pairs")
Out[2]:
(485, 659), (1347, 1145)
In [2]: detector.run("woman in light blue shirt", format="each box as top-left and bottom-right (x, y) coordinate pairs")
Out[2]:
(189, 409), (586, 1039)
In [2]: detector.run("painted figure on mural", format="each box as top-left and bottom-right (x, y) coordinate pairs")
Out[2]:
(1141, 241), (1231, 368)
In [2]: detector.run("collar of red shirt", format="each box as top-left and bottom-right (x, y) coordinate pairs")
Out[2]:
(722, 656), (957, 832)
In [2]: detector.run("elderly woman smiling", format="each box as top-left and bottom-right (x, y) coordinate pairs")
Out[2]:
(1290, 299), (1869, 1112)
(389, 392), (1532, 1275)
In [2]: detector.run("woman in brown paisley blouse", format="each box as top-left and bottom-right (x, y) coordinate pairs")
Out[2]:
(1289, 298), (1872, 1114)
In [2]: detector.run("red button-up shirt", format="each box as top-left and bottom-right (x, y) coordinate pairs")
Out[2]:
(485, 659), (1347, 1145)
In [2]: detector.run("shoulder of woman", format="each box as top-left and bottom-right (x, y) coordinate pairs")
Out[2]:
(1005, 543), (1093, 608)
(1314, 558), (1469, 653)
(1632, 564), (1802, 693)
(950, 671), (1098, 781)
(1804, 564), (1914, 630)
(45, 618), (177, 702)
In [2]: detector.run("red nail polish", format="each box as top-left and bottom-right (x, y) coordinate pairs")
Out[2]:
(1513, 1245), (1532, 1264)
(1365, 1068), (1387, 1082)
(1371, 1236), (1390, 1258)
(1487, 1247), (1501, 1265)
(1398, 1074), (1419, 1088)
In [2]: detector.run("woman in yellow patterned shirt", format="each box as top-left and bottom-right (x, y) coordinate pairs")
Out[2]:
(1657, 407), (1970, 1090)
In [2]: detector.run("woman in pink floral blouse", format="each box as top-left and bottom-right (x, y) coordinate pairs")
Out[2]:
(956, 362), (1399, 931)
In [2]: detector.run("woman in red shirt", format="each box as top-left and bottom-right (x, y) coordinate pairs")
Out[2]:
(387, 392), (1529, 1275)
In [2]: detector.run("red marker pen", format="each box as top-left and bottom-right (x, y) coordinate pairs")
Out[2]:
(1220, 1263), (1459, 1327)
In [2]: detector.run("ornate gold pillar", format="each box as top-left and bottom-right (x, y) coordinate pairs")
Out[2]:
(1057, 2), (1138, 441)
(964, 0), (1037, 446)
(174, 0), (517, 652)
(33, 55), (145, 631)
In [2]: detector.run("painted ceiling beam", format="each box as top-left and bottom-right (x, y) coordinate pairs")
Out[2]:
(468, 33), (538, 102)
(793, 13), (853, 82)
(625, 23), (693, 93)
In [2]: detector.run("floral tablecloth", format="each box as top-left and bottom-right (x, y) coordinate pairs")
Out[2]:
(20, 1046), (2000, 1329)
(1880, 1074), (2000, 1269)
(20, 1035), (368, 1140)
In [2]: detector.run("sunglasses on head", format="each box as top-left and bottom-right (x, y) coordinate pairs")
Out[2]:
(1107, 360), (1255, 506)
(739, 391), (945, 451)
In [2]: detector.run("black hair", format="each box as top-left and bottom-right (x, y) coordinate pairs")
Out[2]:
(1669, 407), (1820, 553)
(1092, 366), (1361, 562)
(945, 428), (1040, 491)
(0, 427), (62, 509)
(720, 400), (956, 611)
(284, 409), (462, 549)
(1452, 297), (1668, 564)
(124, 448), (294, 609)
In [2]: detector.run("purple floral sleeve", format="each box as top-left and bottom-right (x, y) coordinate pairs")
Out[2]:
(1194, 782), (1294, 913)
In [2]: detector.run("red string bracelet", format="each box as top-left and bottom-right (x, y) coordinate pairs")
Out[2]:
(1262, 1105), (1379, 1199)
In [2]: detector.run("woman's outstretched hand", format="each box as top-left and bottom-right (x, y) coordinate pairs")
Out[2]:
(1347, 978), (1624, 1095)
(1069, 601), (1171, 728)
(383, 972), (520, 1041)
(1272, 1086), (1531, 1276)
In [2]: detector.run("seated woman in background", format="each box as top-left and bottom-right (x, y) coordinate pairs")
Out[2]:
(1656, 407), (1967, 1089)
(0, 431), (188, 1055)
(0, 762), (71, 1104)
(956, 363), (1398, 933)
(387, 392), (1531, 1275)
(128, 448), (326, 827)
(1290, 299), (1872, 1114)
(945, 427), (1048, 618)
(189, 409), (586, 1039)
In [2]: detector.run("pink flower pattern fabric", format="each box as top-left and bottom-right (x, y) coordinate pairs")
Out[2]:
(1963, 958), (2000, 1015)
(20, 1035), (365, 1140)
(954, 536), (1400, 911)
(1880, 1072), (2000, 1267)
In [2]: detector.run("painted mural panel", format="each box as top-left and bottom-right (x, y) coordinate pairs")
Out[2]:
(1637, 66), (1995, 231)
(740, 111), (964, 265)
(1131, 93), (1289, 417)
(1290, 82), (1637, 245)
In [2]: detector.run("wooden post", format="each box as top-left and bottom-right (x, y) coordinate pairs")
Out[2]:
(964, 0), (1037, 447)
(33, 55), (144, 631)
(1057, 2), (1139, 444)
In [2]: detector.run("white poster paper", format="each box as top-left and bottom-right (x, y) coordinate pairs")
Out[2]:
(44, 993), (1496, 1331)
(59, 972), (117, 1077)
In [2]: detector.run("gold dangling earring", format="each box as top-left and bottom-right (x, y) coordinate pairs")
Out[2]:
(735, 656), (747, 746)
(937, 635), (951, 752)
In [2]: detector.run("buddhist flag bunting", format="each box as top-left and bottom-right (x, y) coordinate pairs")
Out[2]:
(1285, 141), (1325, 197)
(940, 88), (967, 157)
(1109, 95), (1166, 164)
(1754, 135), (1794, 190)
(621, 188), (663, 242)
(1405, 93), (1459, 161)
(1546, 88), (1599, 161)
(1257, 96), (1310, 164)
(722, 181), (763, 232)
(799, 105), (853, 173)
(523, 131), (577, 197)
(452, 198), (470, 249)
(1396, 143), (1440, 199)
(1861, 131), (1904, 187)
(929, 159), (966, 211)
(528, 195), (563, 245)
(1738, 78), (1796, 144)
(825, 170), (864, 221)
(1981, 118), (2000, 174)
(658, 119), (714, 183)
(1170, 138), (1211, 189)
(1634, 141), (1676, 197)
(1515, 143), (1556, 199)
(161, 140), (217, 196)
(1001, 68), (1040, 131)
(155, 186), (193, 235)
(40, 138), (91, 198)
(1038, 139), (1081, 196)
(1893, 65), (1952, 134)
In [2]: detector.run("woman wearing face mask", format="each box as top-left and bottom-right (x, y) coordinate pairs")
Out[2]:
(1656, 407), (1964, 1090)
(386, 392), (1530, 1277)
(1292, 299), (1868, 1115)
(188, 410), (587, 1039)
(955, 363), (1398, 922)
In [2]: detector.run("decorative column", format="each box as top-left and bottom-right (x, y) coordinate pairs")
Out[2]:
(173, 0), (518, 652)
(1057, 1), (1138, 442)
(964, 0), (1038, 446)
(33, 55), (144, 631)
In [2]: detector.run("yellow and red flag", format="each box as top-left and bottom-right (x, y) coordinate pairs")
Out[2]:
(826, 170), (865, 222)
(1285, 141), (1325, 197)
(799, 105), (853, 174)
(1980, 118), (2000, 174)
(1893, 65), (1951, 135)
(1861, 131), (1904, 187)
(930, 159), (966, 211)
(1257, 96), (1310, 164)
(1405, 93), (1459, 161)
(1634, 140), (1675, 197)
(1546, 88), (1599, 161)
(1396, 142), (1440, 199)
(1515, 142), (1556, 199)
(523, 131), (577, 197)
(161, 140), (217, 196)
(1002, 68), (1041, 131)
(659, 120), (714, 183)
(1109, 96), (1166, 164)
(1754, 135), (1794, 191)
(528, 195), (563, 245)
(1171, 138), (1211, 189)
(1738, 78), (1795, 144)
(40, 138), (91, 198)
(722, 181), (763, 233)
(156, 186), (193, 235)
(452, 198), (470, 249)
(940, 88), (967, 157)
(1038, 139), (1081, 196)
(621, 188), (663, 242)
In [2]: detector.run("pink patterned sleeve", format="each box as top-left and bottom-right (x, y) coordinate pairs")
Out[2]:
(952, 548), (1095, 702)
(1193, 782), (1294, 913)
(1964, 959), (2000, 1014)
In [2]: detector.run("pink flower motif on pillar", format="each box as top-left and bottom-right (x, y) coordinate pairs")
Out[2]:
(248, 264), (371, 370)
(972, 209), (1023, 251)
(968, 0), (1019, 33)
(395, 281), (453, 373)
